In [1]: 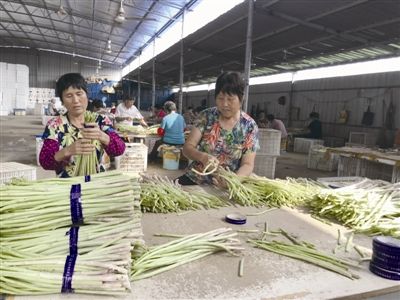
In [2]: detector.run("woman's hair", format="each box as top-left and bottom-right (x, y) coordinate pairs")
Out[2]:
(56, 73), (87, 102)
(164, 101), (176, 113)
(215, 71), (245, 102)
(266, 114), (275, 121)
(93, 100), (104, 109)
(123, 97), (135, 102)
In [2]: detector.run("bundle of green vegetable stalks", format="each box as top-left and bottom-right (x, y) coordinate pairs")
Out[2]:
(1, 245), (132, 295)
(0, 172), (143, 295)
(140, 174), (226, 213)
(73, 111), (100, 176)
(218, 168), (322, 207)
(131, 228), (243, 280)
(309, 179), (400, 237)
(116, 123), (160, 135)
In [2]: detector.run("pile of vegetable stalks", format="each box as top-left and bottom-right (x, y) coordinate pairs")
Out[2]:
(249, 238), (360, 280)
(310, 179), (400, 237)
(131, 227), (243, 280)
(140, 174), (226, 213)
(116, 123), (160, 135)
(1, 172), (143, 295)
(217, 168), (322, 207)
(73, 111), (100, 176)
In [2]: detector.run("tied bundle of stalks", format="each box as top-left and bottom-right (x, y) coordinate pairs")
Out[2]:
(73, 111), (99, 176)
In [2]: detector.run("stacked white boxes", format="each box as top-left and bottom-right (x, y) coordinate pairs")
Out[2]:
(294, 138), (324, 154)
(253, 129), (281, 178)
(307, 145), (339, 172)
(0, 63), (29, 115)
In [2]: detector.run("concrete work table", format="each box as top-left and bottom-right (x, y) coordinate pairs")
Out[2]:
(8, 200), (400, 300)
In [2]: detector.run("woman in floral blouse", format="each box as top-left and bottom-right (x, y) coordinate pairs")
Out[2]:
(179, 71), (259, 185)
(39, 73), (125, 177)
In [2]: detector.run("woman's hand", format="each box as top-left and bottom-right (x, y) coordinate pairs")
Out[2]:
(81, 123), (110, 145)
(66, 138), (96, 156)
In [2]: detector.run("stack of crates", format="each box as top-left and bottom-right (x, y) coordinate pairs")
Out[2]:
(294, 138), (324, 154)
(307, 145), (339, 172)
(114, 143), (148, 173)
(253, 129), (281, 178)
(0, 162), (37, 185)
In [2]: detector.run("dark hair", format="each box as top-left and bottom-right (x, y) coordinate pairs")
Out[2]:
(266, 114), (275, 121)
(93, 100), (104, 109)
(215, 71), (245, 102)
(310, 112), (319, 119)
(155, 103), (163, 109)
(56, 73), (87, 102)
(164, 101), (176, 113)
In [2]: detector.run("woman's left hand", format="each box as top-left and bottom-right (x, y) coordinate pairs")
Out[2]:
(81, 123), (109, 145)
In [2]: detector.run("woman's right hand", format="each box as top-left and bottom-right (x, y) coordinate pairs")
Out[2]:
(67, 138), (96, 156)
(200, 154), (219, 171)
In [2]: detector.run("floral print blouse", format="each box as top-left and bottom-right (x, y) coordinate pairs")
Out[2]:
(186, 107), (259, 184)
(39, 113), (125, 177)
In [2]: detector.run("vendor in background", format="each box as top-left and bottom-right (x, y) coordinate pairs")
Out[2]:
(149, 101), (186, 160)
(266, 114), (288, 151)
(92, 99), (107, 114)
(178, 71), (259, 186)
(266, 114), (287, 138)
(39, 73), (125, 177)
(47, 98), (59, 116)
(394, 128), (400, 149)
(115, 97), (148, 127)
(152, 104), (167, 123)
(183, 106), (196, 125)
(305, 112), (322, 139)
(257, 111), (268, 128)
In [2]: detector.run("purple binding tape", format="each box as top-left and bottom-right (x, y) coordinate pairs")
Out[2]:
(61, 255), (77, 293)
(84, 175), (91, 182)
(66, 227), (79, 255)
(70, 184), (83, 225)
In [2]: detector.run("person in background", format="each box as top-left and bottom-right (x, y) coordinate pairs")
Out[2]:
(153, 104), (167, 123)
(178, 71), (259, 186)
(306, 112), (322, 139)
(92, 99), (107, 114)
(266, 114), (288, 151)
(394, 128), (400, 149)
(39, 73), (125, 177)
(257, 111), (268, 128)
(183, 106), (196, 125)
(115, 97), (148, 127)
(47, 98), (58, 116)
(110, 102), (117, 114)
(266, 114), (287, 138)
(149, 101), (186, 160)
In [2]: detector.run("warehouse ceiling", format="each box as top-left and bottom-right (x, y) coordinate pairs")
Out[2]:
(1, 0), (400, 87)
(0, 0), (197, 66)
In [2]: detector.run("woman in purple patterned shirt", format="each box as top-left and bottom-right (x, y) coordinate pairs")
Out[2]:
(39, 73), (125, 177)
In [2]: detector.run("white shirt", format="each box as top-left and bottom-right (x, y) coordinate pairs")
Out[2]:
(115, 103), (143, 125)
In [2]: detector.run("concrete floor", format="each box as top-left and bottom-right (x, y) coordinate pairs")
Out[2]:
(1, 115), (399, 300)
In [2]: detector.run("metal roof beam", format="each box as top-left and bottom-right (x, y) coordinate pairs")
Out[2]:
(0, 1), (40, 48)
(262, 9), (368, 44)
(41, 0), (68, 52)
(8, 0), (116, 27)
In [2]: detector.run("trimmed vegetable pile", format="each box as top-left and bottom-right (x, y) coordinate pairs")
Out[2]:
(131, 228), (243, 280)
(0, 172), (142, 295)
(140, 174), (226, 213)
(116, 124), (160, 135)
(218, 168), (321, 207)
(249, 238), (360, 280)
(310, 179), (400, 237)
